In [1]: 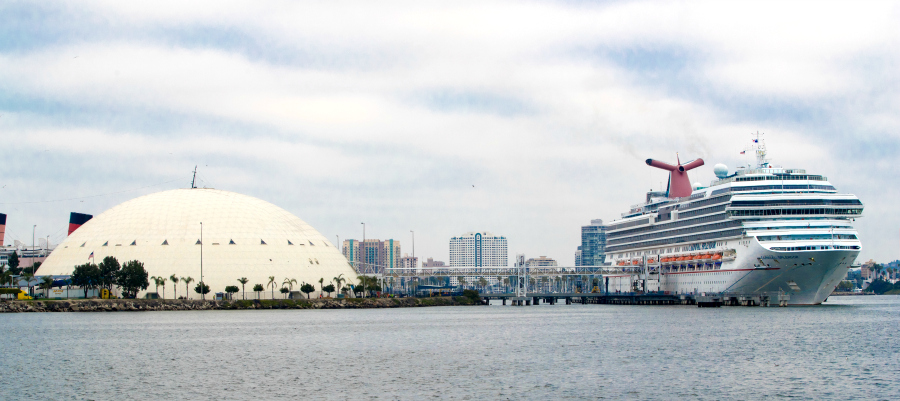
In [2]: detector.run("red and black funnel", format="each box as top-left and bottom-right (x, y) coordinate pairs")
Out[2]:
(0, 213), (6, 246)
(68, 212), (93, 236)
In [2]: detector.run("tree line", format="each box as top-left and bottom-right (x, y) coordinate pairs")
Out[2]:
(70, 256), (149, 298)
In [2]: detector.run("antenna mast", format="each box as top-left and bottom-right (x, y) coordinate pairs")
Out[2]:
(752, 132), (768, 168)
(191, 166), (197, 189)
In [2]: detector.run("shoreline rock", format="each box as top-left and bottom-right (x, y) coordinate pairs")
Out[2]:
(0, 296), (481, 313)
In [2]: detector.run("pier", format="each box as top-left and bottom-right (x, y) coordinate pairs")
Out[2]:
(480, 291), (791, 307)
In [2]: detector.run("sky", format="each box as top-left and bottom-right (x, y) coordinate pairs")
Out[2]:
(1, 0), (899, 265)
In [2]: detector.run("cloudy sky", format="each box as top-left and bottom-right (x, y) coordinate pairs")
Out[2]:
(1, 0), (899, 265)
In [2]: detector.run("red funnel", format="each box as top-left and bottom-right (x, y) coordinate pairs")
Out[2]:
(645, 155), (704, 198)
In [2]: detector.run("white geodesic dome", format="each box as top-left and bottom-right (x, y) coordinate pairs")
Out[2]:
(37, 188), (355, 299)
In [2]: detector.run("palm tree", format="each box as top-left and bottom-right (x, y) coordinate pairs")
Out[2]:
(282, 278), (297, 298)
(356, 275), (367, 298)
(318, 277), (325, 297)
(170, 275), (180, 299)
(150, 276), (162, 298)
(267, 276), (276, 300)
(503, 278), (510, 293)
(40, 275), (54, 297)
(23, 271), (35, 297)
(237, 277), (249, 300)
(253, 283), (264, 299)
(457, 276), (466, 289)
(159, 277), (166, 299)
(477, 277), (488, 293)
(182, 276), (194, 300)
(333, 274), (346, 295)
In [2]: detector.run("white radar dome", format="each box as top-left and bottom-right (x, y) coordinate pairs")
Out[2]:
(714, 163), (728, 179)
(693, 182), (703, 190)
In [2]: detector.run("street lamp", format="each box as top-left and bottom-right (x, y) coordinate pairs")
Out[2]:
(32, 225), (36, 274)
(200, 222), (204, 300)
(361, 222), (365, 273)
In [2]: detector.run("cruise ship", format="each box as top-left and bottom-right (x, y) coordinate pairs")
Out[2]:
(603, 136), (863, 305)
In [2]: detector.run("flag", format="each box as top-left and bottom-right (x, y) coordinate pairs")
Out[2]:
(740, 150), (745, 154)
(88, 251), (94, 260)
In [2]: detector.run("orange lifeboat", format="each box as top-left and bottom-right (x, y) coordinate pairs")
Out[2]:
(648, 257), (656, 264)
(711, 253), (723, 260)
(675, 255), (685, 262)
(617, 260), (626, 266)
(699, 253), (711, 260)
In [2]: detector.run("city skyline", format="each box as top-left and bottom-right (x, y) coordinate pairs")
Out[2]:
(1, 2), (899, 265)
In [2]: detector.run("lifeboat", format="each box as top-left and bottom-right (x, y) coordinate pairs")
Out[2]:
(699, 253), (711, 260)
(675, 255), (685, 262)
(617, 260), (626, 266)
(711, 253), (723, 260)
(631, 259), (640, 265)
(648, 258), (657, 264)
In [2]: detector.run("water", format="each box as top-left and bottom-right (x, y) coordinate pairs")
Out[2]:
(2, 296), (898, 400)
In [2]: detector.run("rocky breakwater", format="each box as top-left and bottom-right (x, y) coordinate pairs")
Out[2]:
(0, 295), (482, 313)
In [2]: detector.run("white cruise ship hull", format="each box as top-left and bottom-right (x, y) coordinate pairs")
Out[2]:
(605, 238), (857, 305)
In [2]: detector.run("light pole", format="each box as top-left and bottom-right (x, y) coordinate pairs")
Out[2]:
(32, 225), (36, 274)
(200, 222), (204, 300)
(361, 222), (365, 273)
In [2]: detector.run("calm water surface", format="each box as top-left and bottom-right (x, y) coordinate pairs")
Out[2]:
(2, 296), (898, 400)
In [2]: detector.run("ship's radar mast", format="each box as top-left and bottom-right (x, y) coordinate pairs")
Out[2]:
(752, 131), (768, 168)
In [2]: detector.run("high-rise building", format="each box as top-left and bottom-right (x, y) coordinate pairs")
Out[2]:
(400, 253), (419, 271)
(342, 239), (401, 273)
(423, 257), (445, 268)
(525, 256), (558, 267)
(580, 219), (607, 266)
(449, 232), (507, 267)
(575, 246), (582, 267)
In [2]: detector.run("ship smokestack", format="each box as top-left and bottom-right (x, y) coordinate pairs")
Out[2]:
(68, 212), (93, 236)
(0, 213), (5, 246)
(645, 156), (705, 198)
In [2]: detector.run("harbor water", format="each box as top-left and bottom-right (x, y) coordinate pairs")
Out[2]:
(2, 295), (898, 400)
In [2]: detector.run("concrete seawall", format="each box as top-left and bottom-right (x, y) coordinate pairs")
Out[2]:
(0, 296), (479, 313)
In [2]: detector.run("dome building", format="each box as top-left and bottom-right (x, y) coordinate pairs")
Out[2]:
(36, 189), (356, 299)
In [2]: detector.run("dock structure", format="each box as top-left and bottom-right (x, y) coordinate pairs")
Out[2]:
(481, 291), (791, 307)
(355, 262), (791, 308)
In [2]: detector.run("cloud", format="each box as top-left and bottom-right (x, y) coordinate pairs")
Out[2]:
(1, 0), (898, 263)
